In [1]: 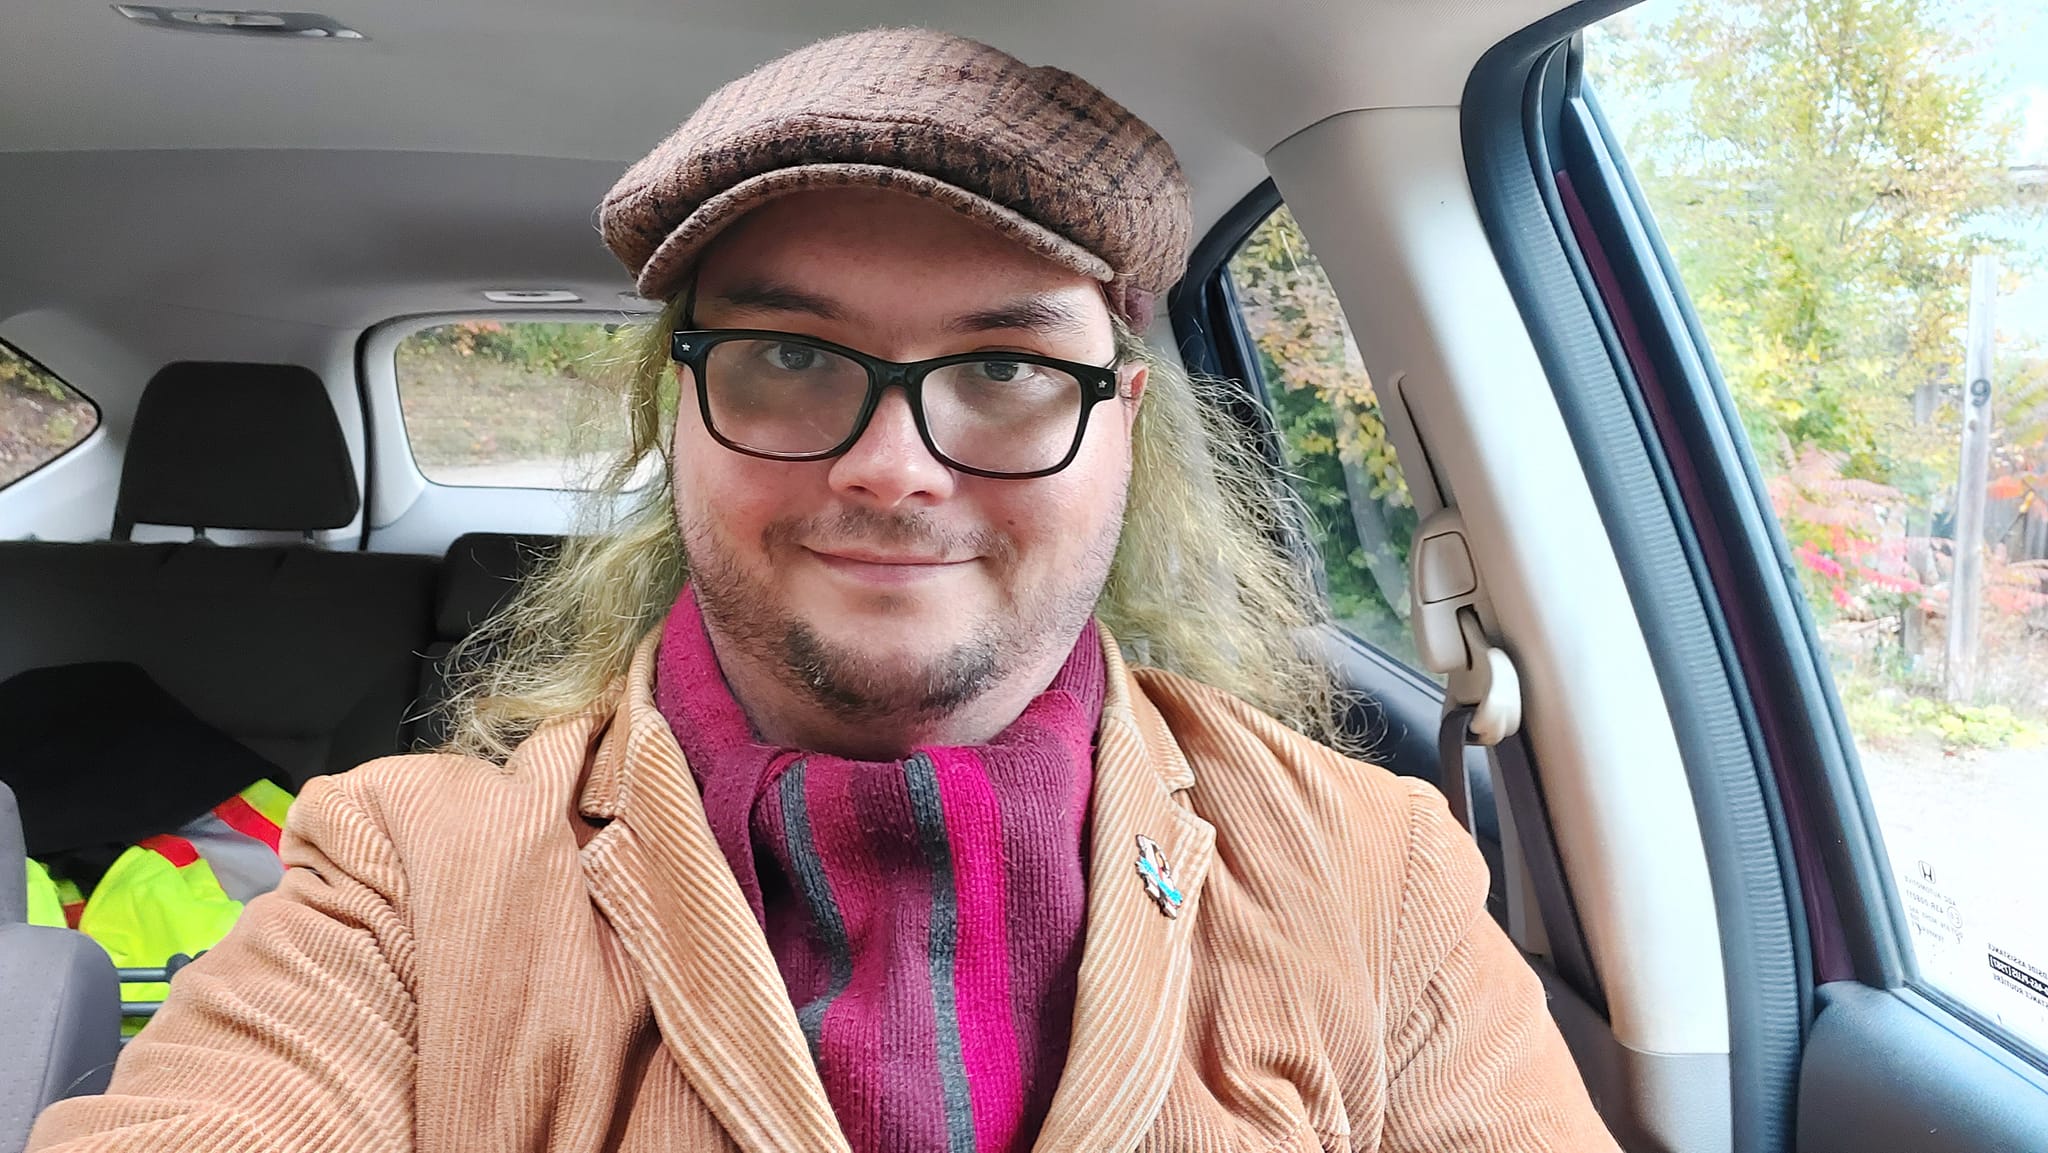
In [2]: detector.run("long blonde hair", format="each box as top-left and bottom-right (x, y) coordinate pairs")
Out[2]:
(437, 299), (1348, 761)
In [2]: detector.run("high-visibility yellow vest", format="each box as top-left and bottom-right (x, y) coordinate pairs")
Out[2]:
(22, 779), (293, 1017)
(24, 857), (73, 929)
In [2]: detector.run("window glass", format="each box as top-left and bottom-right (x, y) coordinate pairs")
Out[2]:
(396, 320), (642, 490)
(0, 339), (98, 490)
(1227, 206), (1426, 671)
(1589, 0), (2048, 1054)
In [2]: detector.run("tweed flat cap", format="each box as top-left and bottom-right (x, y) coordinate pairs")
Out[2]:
(599, 28), (1192, 328)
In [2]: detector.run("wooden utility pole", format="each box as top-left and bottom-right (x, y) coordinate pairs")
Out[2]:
(1903, 377), (1939, 669)
(1946, 254), (1998, 702)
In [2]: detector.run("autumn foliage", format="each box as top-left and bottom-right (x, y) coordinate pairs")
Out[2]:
(1596, 0), (2047, 738)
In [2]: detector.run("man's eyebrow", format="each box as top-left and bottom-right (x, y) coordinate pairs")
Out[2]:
(945, 295), (1098, 339)
(705, 279), (848, 321)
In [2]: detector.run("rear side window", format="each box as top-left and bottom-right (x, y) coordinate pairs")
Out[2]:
(1225, 205), (1426, 670)
(0, 339), (98, 490)
(395, 320), (632, 490)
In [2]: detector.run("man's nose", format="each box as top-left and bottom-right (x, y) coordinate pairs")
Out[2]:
(826, 388), (955, 508)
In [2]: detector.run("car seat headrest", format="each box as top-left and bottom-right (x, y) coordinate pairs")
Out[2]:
(114, 361), (358, 539)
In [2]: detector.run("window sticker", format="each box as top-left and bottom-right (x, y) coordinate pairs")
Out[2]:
(1989, 946), (2048, 1013)
(1888, 828), (2048, 1055)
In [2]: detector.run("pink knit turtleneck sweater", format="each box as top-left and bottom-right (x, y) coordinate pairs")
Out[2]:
(653, 589), (1103, 1153)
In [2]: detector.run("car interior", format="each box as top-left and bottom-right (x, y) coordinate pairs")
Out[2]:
(2, 1), (2045, 1151)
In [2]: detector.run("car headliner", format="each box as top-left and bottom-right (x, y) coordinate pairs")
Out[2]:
(0, 0), (1572, 331)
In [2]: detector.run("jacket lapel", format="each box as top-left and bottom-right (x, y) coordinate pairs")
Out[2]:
(578, 634), (849, 1153)
(1033, 631), (1216, 1152)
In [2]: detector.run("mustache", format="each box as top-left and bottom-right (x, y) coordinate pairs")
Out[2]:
(762, 507), (1016, 563)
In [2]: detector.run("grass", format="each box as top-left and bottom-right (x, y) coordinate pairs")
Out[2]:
(395, 339), (630, 473)
(1823, 618), (2048, 753)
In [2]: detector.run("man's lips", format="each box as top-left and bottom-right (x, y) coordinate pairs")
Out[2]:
(804, 546), (974, 583)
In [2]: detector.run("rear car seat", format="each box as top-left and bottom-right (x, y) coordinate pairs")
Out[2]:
(0, 369), (592, 1109)
(0, 781), (119, 1153)
(410, 532), (561, 750)
(0, 361), (436, 788)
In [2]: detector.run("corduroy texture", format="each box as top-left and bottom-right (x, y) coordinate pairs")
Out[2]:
(598, 28), (1193, 328)
(27, 624), (1621, 1153)
(653, 589), (1100, 1153)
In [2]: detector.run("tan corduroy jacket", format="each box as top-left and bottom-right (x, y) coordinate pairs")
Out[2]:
(30, 629), (1619, 1153)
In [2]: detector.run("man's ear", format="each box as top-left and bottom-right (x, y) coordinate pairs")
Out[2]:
(1121, 362), (1148, 408)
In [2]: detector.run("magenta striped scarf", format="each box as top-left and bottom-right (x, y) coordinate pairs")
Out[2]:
(654, 589), (1102, 1153)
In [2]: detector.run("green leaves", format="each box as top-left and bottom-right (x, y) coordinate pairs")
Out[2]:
(406, 320), (614, 380)
(1591, 1), (2048, 725)
(1599, 0), (2020, 485)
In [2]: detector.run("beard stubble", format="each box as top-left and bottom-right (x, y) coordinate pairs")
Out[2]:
(681, 500), (1121, 732)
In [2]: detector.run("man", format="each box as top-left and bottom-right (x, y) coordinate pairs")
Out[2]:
(30, 28), (1620, 1153)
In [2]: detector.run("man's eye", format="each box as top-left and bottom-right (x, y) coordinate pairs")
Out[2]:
(770, 343), (822, 371)
(976, 360), (1023, 383)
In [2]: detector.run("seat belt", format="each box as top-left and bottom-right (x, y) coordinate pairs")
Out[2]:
(1410, 509), (1605, 1014)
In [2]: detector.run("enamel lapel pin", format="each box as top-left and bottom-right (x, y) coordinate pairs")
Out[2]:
(1135, 834), (1184, 918)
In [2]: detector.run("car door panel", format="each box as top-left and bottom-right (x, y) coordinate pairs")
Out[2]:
(1800, 983), (2048, 1153)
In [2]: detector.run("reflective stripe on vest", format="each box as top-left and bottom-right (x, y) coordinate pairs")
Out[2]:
(176, 818), (281, 903)
(133, 780), (291, 903)
(234, 777), (293, 835)
(213, 793), (282, 853)
(138, 832), (199, 867)
(60, 882), (86, 929)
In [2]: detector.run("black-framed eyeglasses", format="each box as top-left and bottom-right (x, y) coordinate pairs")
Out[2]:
(669, 329), (1124, 479)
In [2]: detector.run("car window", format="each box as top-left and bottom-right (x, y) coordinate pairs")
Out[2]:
(1226, 206), (1426, 671)
(1589, 0), (2048, 1057)
(396, 320), (639, 490)
(0, 339), (98, 490)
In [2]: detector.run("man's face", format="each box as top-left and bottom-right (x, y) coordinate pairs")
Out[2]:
(672, 188), (1145, 730)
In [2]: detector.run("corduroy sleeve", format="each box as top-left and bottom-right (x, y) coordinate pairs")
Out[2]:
(26, 772), (419, 1153)
(1379, 781), (1621, 1153)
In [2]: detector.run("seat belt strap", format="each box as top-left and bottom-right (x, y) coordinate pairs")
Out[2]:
(1438, 705), (1477, 834)
(1416, 509), (1605, 1014)
(1491, 728), (1606, 1014)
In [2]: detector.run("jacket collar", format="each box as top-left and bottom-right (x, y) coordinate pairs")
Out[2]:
(573, 623), (1216, 1152)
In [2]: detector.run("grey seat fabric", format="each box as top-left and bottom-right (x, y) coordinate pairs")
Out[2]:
(0, 783), (120, 1153)
(410, 533), (561, 750)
